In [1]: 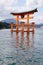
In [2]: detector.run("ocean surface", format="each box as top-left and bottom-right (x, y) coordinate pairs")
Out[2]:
(0, 29), (43, 65)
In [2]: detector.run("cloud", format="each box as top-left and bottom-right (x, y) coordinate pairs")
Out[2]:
(26, 0), (37, 10)
(0, 0), (43, 24)
(37, 15), (43, 20)
(1, 0), (18, 11)
(31, 13), (43, 24)
(37, 0), (43, 7)
(0, 17), (3, 20)
(26, 0), (43, 9)
(0, 0), (18, 20)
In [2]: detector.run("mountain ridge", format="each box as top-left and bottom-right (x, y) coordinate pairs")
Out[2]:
(0, 18), (43, 29)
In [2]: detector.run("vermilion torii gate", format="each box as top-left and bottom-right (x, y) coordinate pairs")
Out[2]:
(10, 8), (38, 33)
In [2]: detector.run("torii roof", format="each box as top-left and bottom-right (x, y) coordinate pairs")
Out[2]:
(11, 8), (38, 16)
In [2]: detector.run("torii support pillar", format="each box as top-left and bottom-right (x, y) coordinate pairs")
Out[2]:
(21, 22), (24, 32)
(10, 22), (14, 33)
(27, 14), (30, 32)
(16, 16), (19, 32)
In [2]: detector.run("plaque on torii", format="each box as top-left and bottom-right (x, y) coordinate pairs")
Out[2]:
(10, 8), (38, 33)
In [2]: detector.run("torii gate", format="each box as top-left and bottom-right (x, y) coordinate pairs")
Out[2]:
(10, 8), (38, 33)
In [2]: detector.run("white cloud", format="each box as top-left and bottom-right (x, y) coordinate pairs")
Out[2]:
(26, 0), (37, 10)
(37, 0), (43, 6)
(0, 17), (5, 21)
(32, 14), (43, 24)
(4, 0), (18, 11)
(0, 0), (5, 4)
(1, 0), (18, 5)
(0, 0), (43, 23)
(0, 0), (18, 11)
(0, 0), (18, 20)
(37, 15), (43, 20)
(26, 0), (43, 8)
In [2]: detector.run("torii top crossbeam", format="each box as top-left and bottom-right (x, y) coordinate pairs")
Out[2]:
(11, 8), (38, 21)
(11, 8), (38, 16)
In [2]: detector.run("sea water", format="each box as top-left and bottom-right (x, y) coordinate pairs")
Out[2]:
(0, 29), (43, 65)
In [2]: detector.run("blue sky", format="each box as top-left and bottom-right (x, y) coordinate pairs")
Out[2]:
(0, 0), (43, 24)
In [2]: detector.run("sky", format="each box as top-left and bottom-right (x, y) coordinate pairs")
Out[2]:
(0, 0), (43, 24)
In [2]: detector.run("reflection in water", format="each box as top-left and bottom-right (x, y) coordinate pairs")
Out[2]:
(26, 32), (30, 45)
(20, 32), (24, 48)
(11, 32), (13, 38)
(0, 29), (43, 65)
(11, 32), (34, 50)
(16, 32), (19, 48)
(11, 32), (34, 64)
